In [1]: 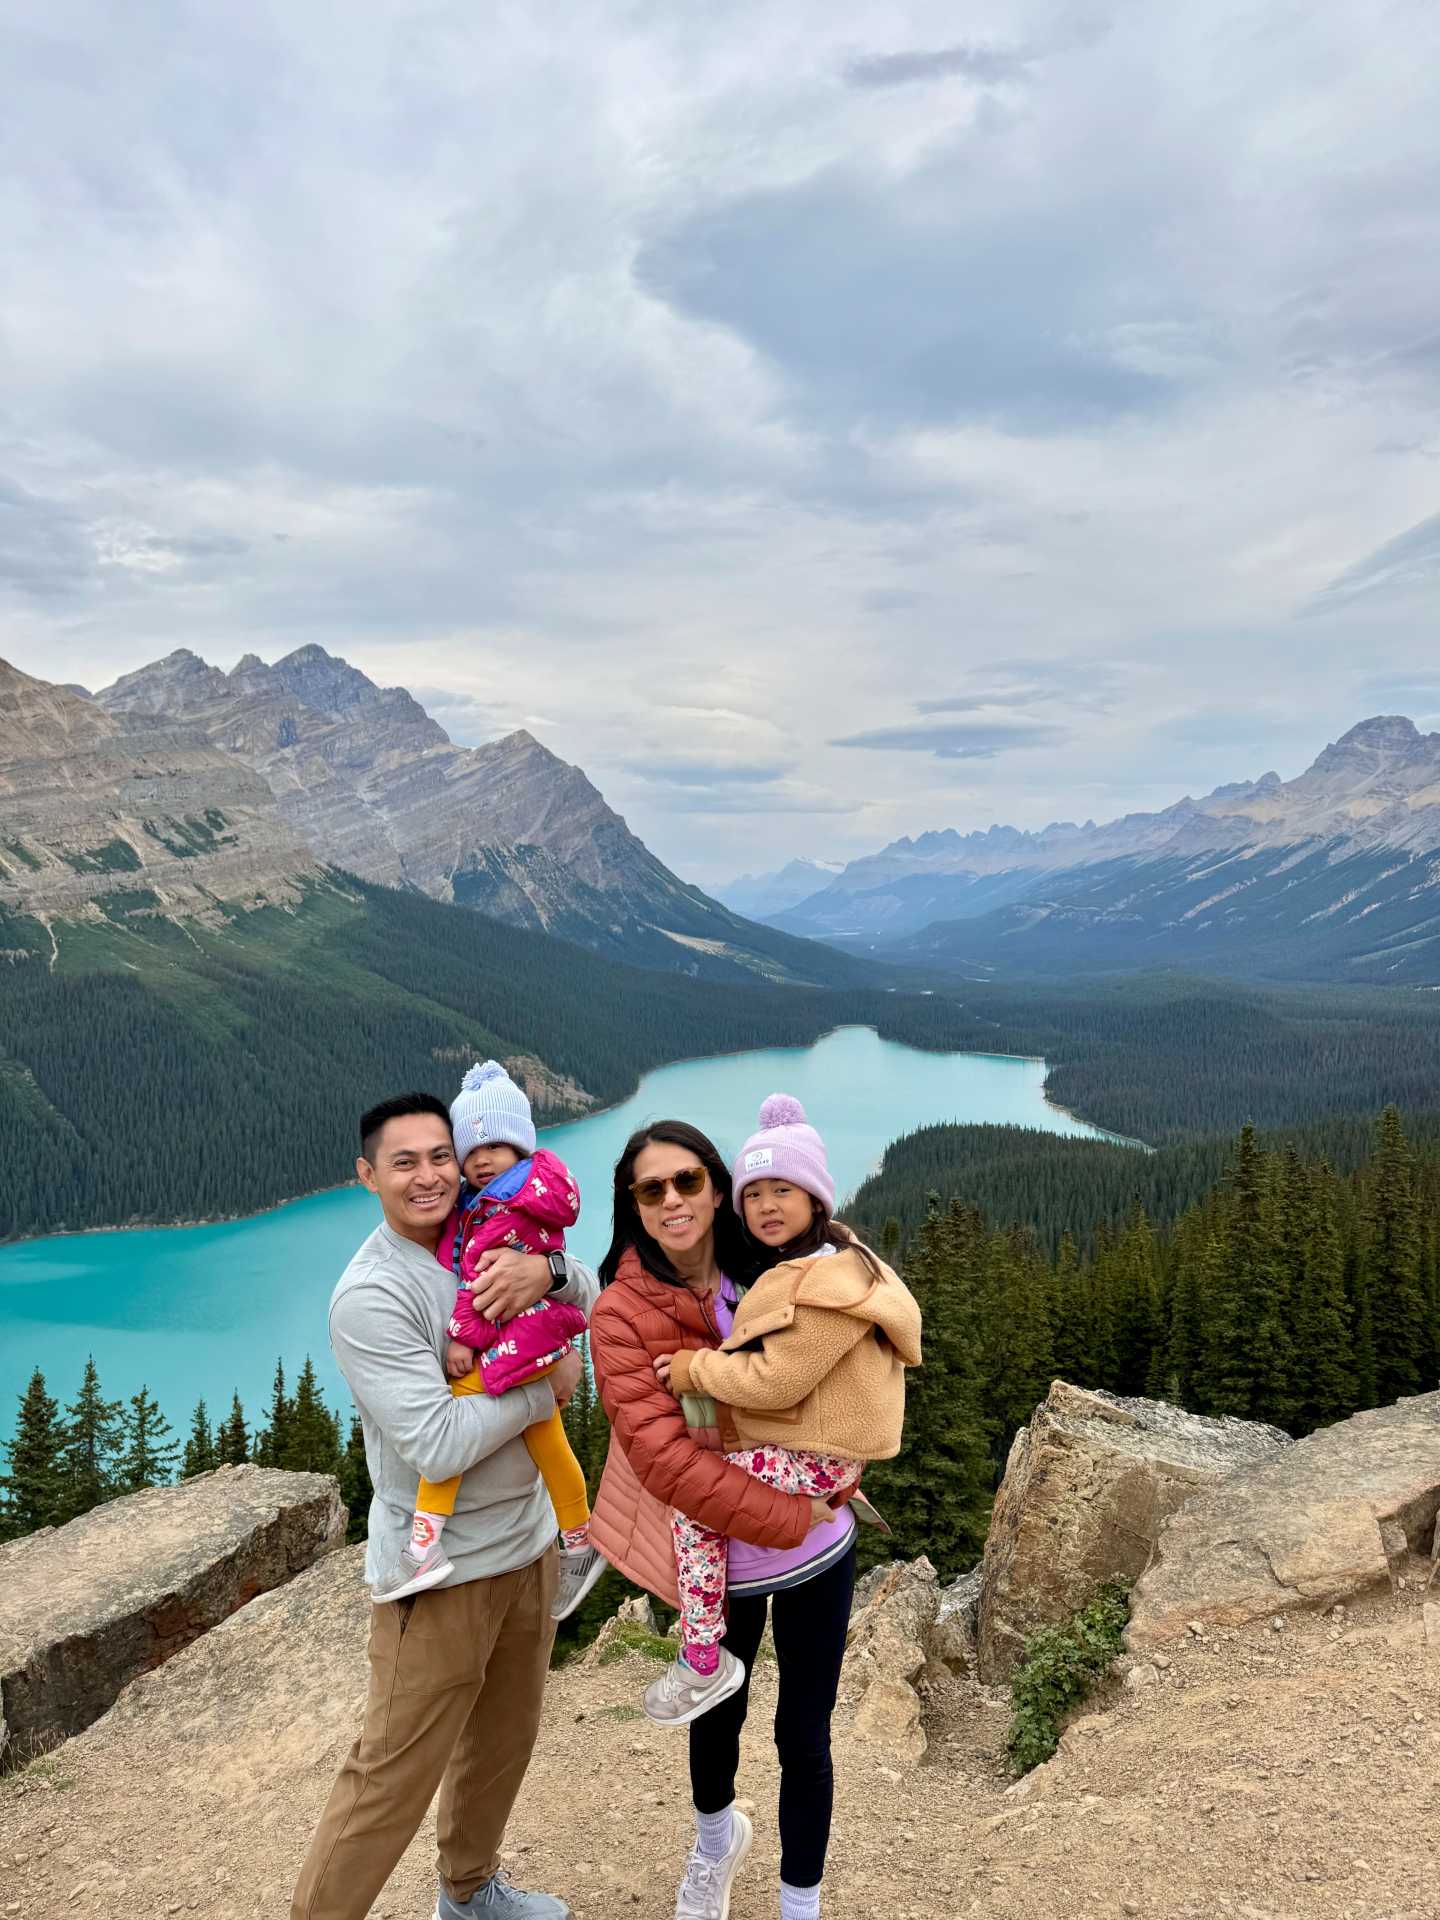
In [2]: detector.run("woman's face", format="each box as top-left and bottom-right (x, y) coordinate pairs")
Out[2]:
(741, 1177), (815, 1249)
(630, 1139), (719, 1261)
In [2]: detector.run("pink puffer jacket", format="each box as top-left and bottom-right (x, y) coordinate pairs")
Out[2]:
(437, 1149), (585, 1393)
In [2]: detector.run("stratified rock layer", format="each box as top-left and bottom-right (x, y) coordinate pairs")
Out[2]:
(976, 1381), (1290, 1682)
(0, 657), (318, 924)
(1127, 1389), (1440, 1649)
(0, 1465), (345, 1761)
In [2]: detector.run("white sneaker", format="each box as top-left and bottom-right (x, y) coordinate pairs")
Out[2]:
(373, 1533), (452, 1603)
(551, 1543), (610, 1620)
(643, 1647), (746, 1727)
(674, 1808), (753, 1920)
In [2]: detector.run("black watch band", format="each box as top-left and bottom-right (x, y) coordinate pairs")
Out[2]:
(546, 1250), (569, 1293)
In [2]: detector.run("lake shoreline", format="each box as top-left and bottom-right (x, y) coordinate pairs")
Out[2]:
(0, 1028), (1122, 1250)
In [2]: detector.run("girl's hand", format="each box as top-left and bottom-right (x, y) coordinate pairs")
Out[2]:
(810, 1496), (835, 1528)
(653, 1353), (674, 1389)
(445, 1340), (477, 1380)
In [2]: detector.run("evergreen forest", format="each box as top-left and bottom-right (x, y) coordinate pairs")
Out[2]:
(2, 868), (1439, 1240)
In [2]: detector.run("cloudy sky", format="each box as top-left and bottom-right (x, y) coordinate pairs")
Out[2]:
(4, 1), (1439, 886)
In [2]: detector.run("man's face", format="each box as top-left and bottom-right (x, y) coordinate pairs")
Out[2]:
(357, 1113), (460, 1246)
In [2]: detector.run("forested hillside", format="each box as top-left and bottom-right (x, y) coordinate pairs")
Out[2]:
(847, 1110), (1440, 1257)
(860, 1109), (1440, 1575)
(3, 870), (1438, 1240)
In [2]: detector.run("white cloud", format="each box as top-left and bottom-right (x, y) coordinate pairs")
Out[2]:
(2, 0), (1438, 885)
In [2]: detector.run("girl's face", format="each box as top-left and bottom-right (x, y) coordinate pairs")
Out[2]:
(741, 1177), (816, 1249)
(464, 1141), (521, 1187)
(630, 1139), (719, 1260)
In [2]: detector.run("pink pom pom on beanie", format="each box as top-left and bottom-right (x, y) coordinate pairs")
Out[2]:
(732, 1091), (835, 1214)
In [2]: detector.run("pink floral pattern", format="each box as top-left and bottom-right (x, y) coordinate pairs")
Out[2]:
(672, 1445), (863, 1647)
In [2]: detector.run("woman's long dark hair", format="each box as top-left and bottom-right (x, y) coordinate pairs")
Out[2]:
(599, 1120), (760, 1289)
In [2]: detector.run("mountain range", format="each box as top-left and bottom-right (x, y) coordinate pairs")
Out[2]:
(715, 857), (844, 920)
(765, 716), (1440, 982)
(0, 645), (859, 987)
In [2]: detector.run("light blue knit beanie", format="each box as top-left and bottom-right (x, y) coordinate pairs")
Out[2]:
(450, 1060), (536, 1162)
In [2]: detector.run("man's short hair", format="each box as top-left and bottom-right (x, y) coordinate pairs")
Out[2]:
(359, 1091), (452, 1164)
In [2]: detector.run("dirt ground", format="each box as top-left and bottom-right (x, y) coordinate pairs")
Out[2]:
(3, 1556), (1439, 1920)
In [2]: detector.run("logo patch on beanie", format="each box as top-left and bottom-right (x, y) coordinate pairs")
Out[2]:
(743, 1148), (774, 1172)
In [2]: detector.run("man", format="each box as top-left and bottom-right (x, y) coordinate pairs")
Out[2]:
(291, 1091), (597, 1920)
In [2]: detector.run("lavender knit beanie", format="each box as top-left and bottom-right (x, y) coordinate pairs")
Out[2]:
(732, 1092), (835, 1214)
(450, 1059), (536, 1163)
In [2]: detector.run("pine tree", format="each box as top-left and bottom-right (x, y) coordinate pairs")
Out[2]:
(253, 1360), (293, 1468)
(216, 1393), (250, 1466)
(57, 1357), (124, 1521)
(337, 1412), (373, 1545)
(861, 1202), (993, 1573)
(1291, 1166), (1355, 1431)
(283, 1358), (343, 1475)
(1366, 1107), (1426, 1403)
(181, 1398), (218, 1480)
(117, 1386), (180, 1494)
(0, 1370), (67, 1539)
(1111, 1206), (1158, 1397)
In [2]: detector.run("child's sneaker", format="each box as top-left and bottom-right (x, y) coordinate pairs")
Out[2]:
(643, 1646), (745, 1727)
(373, 1532), (452, 1604)
(551, 1543), (610, 1621)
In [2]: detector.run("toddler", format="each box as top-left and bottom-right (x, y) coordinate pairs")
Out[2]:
(378, 1060), (608, 1620)
(648, 1092), (921, 1725)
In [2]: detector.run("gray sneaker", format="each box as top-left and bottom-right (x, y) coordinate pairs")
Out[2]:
(674, 1808), (753, 1920)
(373, 1533), (452, 1604)
(643, 1647), (746, 1728)
(436, 1869), (572, 1918)
(551, 1543), (610, 1621)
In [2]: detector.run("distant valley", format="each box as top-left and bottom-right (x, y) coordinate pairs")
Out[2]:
(759, 716), (1440, 983)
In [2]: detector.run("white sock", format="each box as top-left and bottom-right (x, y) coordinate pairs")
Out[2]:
(780, 1879), (820, 1920)
(695, 1804), (734, 1861)
(411, 1512), (445, 1550)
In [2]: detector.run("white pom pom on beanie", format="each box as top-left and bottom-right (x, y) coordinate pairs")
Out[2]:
(732, 1091), (835, 1213)
(450, 1059), (536, 1163)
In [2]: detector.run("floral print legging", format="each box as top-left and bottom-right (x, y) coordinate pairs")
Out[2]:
(672, 1443), (864, 1649)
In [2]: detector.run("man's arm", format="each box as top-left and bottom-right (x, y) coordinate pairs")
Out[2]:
(467, 1247), (600, 1325)
(330, 1286), (554, 1486)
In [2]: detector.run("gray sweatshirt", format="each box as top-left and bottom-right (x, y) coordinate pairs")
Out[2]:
(329, 1221), (600, 1588)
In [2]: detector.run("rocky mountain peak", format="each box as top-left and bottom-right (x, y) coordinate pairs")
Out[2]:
(1310, 713), (1428, 773)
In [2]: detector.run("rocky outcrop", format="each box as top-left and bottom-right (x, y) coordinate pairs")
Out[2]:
(1127, 1389), (1440, 1649)
(976, 1381), (1290, 1682)
(0, 657), (319, 927)
(0, 1465), (345, 1762)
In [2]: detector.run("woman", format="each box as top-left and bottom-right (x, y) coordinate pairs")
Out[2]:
(588, 1120), (860, 1920)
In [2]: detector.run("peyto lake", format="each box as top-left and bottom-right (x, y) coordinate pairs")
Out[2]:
(0, 1026), (1132, 1429)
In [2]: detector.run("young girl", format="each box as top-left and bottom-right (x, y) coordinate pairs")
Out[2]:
(647, 1092), (921, 1725)
(377, 1060), (609, 1618)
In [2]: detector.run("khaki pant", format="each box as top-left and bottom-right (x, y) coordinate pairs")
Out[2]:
(291, 1546), (558, 1919)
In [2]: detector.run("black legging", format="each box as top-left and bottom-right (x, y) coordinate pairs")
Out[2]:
(688, 1541), (857, 1889)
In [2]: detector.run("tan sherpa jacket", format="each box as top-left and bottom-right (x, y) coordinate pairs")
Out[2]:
(667, 1243), (922, 1461)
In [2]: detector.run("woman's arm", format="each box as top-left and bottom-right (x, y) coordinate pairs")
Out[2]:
(589, 1296), (811, 1550)
(669, 1306), (869, 1412)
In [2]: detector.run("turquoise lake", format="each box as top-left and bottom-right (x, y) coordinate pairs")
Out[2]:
(0, 1026), (1133, 1430)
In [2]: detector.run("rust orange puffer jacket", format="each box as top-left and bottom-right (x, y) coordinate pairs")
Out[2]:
(589, 1247), (813, 1604)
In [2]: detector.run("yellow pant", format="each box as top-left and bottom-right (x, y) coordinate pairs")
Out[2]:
(416, 1366), (590, 1532)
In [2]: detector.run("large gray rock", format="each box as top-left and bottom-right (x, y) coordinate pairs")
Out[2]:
(0, 1464), (345, 1762)
(976, 1381), (1290, 1682)
(1128, 1390), (1440, 1649)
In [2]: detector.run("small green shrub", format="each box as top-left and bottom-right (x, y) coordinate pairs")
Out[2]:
(1006, 1580), (1130, 1776)
(593, 1704), (643, 1722)
(596, 1622), (677, 1666)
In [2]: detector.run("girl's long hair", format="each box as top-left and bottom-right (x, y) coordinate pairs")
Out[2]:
(599, 1120), (759, 1289)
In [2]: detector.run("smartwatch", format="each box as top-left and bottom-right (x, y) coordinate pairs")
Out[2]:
(545, 1250), (569, 1294)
